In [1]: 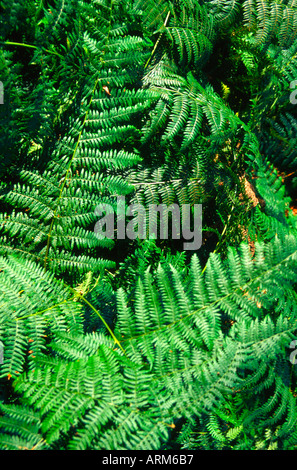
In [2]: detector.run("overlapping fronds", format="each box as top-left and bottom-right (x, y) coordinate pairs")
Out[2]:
(1, 236), (297, 449)
(1, 0), (297, 452)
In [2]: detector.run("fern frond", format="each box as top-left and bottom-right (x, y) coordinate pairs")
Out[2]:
(0, 1), (155, 275)
(142, 66), (246, 150)
(1, 236), (297, 449)
(0, 255), (84, 379)
(209, 0), (241, 28)
(0, 403), (47, 450)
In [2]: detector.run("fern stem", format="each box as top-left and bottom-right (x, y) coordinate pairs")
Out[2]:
(35, 0), (44, 21)
(66, 285), (126, 355)
(43, 0), (115, 272)
(16, 299), (69, 321)
(144, 10), (171, 69)
(3, 41), (63, 58)
(43, 77), (99, 272)
(16, 285), (126, 355)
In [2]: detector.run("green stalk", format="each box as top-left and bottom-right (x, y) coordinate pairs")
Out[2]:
(3, 41), (63, 58)
(67, 285), (126, 355)
(144, 10), (170, 69)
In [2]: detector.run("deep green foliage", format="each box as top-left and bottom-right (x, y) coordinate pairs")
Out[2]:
(0, 0), (297, 450)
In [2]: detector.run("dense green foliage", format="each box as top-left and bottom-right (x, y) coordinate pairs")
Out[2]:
(0, 0), (297, 450)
